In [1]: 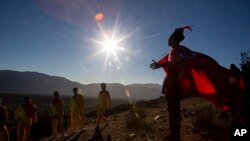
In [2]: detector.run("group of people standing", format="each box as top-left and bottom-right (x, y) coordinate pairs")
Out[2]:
(0, 83), (111, 141)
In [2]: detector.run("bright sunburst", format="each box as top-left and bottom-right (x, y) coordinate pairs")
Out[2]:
(88, 23), (131, 71)
(103, 38), (118, 52)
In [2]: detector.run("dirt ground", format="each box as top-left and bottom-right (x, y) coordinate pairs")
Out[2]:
(39, 96), (233, 141)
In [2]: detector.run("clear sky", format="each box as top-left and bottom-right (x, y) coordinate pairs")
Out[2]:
(0, 0), (250, 85)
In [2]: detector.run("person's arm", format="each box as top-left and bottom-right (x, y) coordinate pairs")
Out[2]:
(158, 54), (170, 67)
(15, 106), (21, 121)
(60, 100), (65, 117)
(150, 54), (169, 69)
(71, 97), (74, 113)
(3, 107), (7, 124)
(81, 95), (85, 111)
(107, 92), (111, 109)
(32, 105), (38, 123)
(96, 92), (100, 108)
(0, 107), (7, 126)
(48, 103), (53, 117)
(33, 111), (38, 123)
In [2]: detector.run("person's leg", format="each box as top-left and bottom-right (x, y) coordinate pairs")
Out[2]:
(23, 125), (31, 141)
(79, 112), (85, 129)
(17, 122), (24, 141)
(0, 126), (9, 141)
(96, 108), (105, 127)
(166, 80), (181, 141)
(51, 118), (58, 137)
(57, 117), (65, 136)
(102, 109), (108, 125)
(71, 112), (77, 133)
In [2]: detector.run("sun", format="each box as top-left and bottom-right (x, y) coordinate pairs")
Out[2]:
(87, 15), (135, 72)
(103, 39), (118, 52)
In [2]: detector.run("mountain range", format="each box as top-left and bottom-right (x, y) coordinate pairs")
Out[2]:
(0, 70), (162, 100)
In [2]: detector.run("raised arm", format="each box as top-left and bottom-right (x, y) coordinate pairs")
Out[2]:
(150, 54), (169, 70)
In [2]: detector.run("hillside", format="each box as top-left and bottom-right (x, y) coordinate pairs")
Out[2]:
(38, 97), (231, 141)
(0, 70), (161, 100)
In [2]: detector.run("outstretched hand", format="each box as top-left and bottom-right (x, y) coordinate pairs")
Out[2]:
(150, 59), (160, 70)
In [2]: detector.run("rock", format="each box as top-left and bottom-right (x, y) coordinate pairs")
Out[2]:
(154, 115), (162, 120)
(125, 133), (136, 140)
(129, 133), (136, 138)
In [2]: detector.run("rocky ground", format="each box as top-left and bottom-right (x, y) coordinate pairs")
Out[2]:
(40, 96), (233, 141)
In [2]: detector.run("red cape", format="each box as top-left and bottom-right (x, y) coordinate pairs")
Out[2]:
(158, 46), (244, 111)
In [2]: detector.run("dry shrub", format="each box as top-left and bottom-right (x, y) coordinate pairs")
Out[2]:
(191, 105), (218, 131)
(125, 106), (152, 132)
(191, 104), (230, 140)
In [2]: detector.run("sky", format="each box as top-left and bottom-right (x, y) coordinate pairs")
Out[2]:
(0, 0), (250, 85)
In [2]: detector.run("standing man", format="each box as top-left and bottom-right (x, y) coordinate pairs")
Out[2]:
(71, 87), (85, 133)
(0, 97), (9, 141)
(96, 83), (111, 128)
(15, 97), (37, 141)
(49, 91), (66, 138)
(150, 26), (192, 141)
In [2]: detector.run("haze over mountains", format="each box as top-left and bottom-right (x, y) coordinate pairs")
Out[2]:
(0, 70), (162, 100)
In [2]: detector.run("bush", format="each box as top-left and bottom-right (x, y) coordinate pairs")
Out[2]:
(191, 105), (218, 131)
(125, 106), (152, 132)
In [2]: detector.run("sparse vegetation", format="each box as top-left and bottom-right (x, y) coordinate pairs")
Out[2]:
(191, 105), (218, 131)
(191, 104), (230, 140)
(125, 105), (152, 132)
(239, 49), (250, 125)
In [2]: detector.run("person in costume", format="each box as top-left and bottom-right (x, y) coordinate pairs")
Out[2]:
(71, 87), (85, 133)
(15, 97), (37, 141)
(49, 91), (66, 138)
(96, 83), (111, 128)
(150, 26), (244, 140)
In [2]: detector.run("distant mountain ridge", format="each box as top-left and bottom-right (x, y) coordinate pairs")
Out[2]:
(0, 70), (162, 100)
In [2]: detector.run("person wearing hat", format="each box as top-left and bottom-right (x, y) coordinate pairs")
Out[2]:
(71, 87), (85, 133)
(49, 91), (66, 138)
(0, 97), (9, 141)
(96, 83), (111, 128)
(150, 26), (192, 141)
(15, 97), (37, 141)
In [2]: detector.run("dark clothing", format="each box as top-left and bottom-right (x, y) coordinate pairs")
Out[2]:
(89, 127), (104, 141)
(0, 106), (9, 141)
(162, 76), (181, 140)
(0, 106), (7, 127)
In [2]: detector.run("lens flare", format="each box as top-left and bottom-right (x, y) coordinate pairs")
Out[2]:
(95, 12), (104, 22)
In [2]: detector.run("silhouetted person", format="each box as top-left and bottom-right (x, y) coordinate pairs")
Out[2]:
(71, 87), (85, 133)
(0, 97), (9, 141)
(88, 127), (104, 141)
(15, 97), (37, 141)
(96, 83), (111, 128)
(49, 91), (66, 138)
(151, 26), (193, 141)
